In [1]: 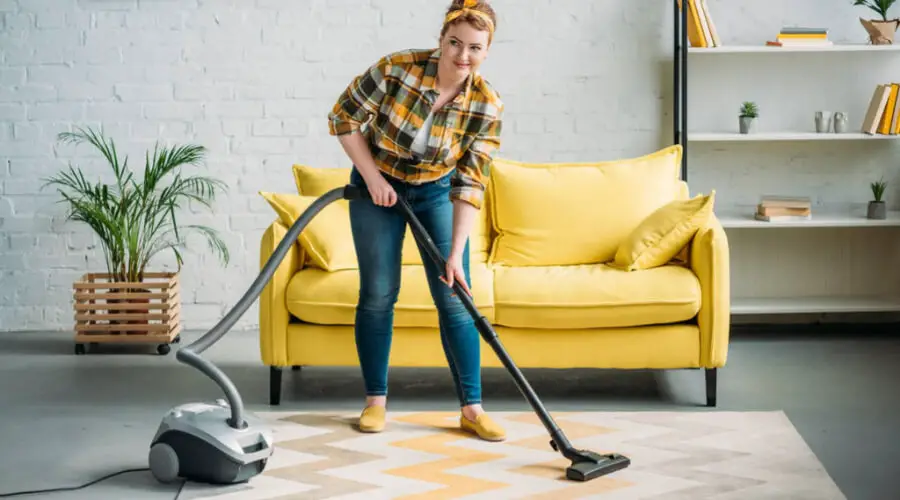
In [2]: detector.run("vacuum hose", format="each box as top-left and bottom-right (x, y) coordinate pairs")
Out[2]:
(176, 184), (359, 429)
(175, 180), (632, 483)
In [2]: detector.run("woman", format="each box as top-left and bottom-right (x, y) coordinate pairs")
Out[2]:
(327, 0), (505, 441)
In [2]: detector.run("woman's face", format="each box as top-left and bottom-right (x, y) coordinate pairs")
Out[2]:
(439, 22), (491, 81)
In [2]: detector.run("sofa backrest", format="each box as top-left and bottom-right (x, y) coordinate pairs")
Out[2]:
(484, 145), (685, 267)
(291, 165), (493, 266)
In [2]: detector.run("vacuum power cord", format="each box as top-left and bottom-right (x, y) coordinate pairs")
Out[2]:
(0, 467), (185, 498)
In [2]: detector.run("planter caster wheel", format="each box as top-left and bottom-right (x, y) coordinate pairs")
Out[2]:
(157, 344), (171, 355)
(173, 335), (181, 344)
(75, 343), (86, 355)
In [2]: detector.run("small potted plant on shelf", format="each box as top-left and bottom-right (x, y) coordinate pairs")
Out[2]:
(868, 177), (888, 219)
(41, 126), (231, 355)
(854, 0), (900, 45)
(739, 101), (758, 134)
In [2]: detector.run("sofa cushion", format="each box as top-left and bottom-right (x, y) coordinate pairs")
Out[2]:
(292, 164), (493, 264)
(285, 262), (495, 327)
(260, 191), (356, 272)
(487, 145), (684, 267)
(492, 262), (701, 329)
(613, 190), (716, 271)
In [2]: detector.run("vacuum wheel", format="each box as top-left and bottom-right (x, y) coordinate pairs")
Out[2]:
(149, 442), (180, 483)
(157, 344), (171, 355)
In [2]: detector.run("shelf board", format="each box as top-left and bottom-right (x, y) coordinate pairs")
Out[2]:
(689, 44), (900, 54)
(732, 295), (900, 315)
(689, 132), (897, 142)
(716, 207), (900, 228)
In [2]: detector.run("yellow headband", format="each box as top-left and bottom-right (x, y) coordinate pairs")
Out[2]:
(444, 0), (494, 34)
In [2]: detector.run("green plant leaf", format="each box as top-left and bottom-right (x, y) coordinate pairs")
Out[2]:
(41, 125), (230, 283)
(854, 0), (897, 21)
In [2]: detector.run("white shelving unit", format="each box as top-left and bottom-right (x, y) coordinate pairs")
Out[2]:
(690, 43), (900, 54)
(717, 206), (900, 228)
(691, 132), (898, 142)
(732, 295), (900, 315)
(686, 43), (900, 317)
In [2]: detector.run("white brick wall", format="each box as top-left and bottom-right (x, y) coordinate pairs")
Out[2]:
(2, 0), (899, 331)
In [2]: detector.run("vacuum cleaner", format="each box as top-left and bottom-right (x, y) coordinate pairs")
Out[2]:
(149, 181), (631, 486)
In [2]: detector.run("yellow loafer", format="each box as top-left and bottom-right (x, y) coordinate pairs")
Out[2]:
(460, 413), (506, 442)
(358, 405), (386, 433)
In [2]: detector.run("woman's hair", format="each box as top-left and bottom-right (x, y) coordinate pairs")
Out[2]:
(441, 0), (497, 42)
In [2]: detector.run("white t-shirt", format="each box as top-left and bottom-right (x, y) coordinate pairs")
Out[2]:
(410, 111), (435, 157)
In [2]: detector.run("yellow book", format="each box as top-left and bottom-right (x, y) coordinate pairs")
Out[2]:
(678, 0), (707, 48)
(688, 0), (708, 47)
(891, 86), (900, 134)
(878, 83), (899, 135)
(777, 33), (828, 38)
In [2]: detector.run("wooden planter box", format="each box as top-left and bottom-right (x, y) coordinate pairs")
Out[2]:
(72, 271), (182, 355)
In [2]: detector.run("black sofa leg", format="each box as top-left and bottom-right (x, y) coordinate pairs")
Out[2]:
(270, 366), (282, 406)
(705, 368), (717, 407)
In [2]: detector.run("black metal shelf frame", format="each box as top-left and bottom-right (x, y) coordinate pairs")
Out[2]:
(674, 0), (688, 181)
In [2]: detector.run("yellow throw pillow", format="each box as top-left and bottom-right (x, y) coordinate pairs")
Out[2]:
(292, 164), (351, 196)
(613, 190), (715, 271)
(488, 145), (684, 266)
(290, 164), (427, 265)
(259, 191), (358, 272)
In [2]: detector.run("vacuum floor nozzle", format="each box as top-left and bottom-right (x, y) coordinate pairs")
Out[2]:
(566, 451), (632, 481)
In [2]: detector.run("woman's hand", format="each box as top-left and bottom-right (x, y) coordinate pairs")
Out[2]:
(440, 252), (472, 297)
(366, 175), (397, 207)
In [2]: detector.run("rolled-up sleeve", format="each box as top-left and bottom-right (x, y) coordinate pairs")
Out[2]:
(328, 56), (390, 136)
(450, 110), (503, 210)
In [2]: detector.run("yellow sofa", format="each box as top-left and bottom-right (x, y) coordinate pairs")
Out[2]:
(258, 145), (731, 407)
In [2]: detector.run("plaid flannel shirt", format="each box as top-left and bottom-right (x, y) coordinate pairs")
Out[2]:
(327, 48), (504, 210)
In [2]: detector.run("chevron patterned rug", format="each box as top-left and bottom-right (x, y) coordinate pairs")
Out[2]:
(182, 410), (845, 499)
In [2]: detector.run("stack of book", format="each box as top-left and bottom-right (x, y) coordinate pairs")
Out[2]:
(679, 0), (721, 48)
(862, 83), (900, 135)
(766, 27), (833, 48)
(754, 196), (812, 222)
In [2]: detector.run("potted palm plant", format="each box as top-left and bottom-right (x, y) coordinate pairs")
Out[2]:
(854, 0), (900, 44)
(42, 126), (230, 355)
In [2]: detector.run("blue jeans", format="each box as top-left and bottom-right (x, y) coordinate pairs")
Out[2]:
(348, 166), (482, 406)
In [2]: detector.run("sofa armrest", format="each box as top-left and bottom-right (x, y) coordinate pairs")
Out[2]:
(690, 213), (731, 368)
(259, 219), (304, 367)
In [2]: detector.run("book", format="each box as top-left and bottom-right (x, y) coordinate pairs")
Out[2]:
(679, 0), (719, 48)
(759, 196), (812, 209)
(754, 213), (812, 222)
(862, 84), (893, 134)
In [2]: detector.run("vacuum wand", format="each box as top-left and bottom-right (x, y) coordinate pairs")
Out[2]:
(344, 183), (631, 482)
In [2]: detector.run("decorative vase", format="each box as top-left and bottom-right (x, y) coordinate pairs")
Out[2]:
(815, 111), (832, 133)
(867, 200), (887, 220)
(860, 18), (900, 45)
(739, 116), (756, 134)
(833, 112), (848, 133)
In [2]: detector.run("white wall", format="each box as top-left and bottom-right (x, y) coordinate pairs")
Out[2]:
(2, 0), (898, 332)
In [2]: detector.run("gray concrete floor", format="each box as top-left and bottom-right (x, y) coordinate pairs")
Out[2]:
(0, 324), (898, 499)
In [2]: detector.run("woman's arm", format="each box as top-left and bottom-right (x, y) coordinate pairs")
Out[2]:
(448, 112), (503, 259)
(450, 199), (479, 259)
(337, 131), (381, 182)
